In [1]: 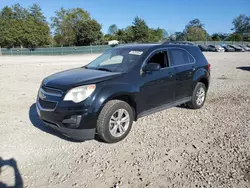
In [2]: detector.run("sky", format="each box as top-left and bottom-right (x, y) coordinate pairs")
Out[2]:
(0, 0), (250, 34)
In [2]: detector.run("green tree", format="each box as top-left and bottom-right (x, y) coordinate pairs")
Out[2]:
(3, 4), (28, 47)
(148, 28), (164, 42)
(232, 14), (250, 34)
(215, 33), (230, 41)
(29, 4), (46, 22)
(185, 18), (204, 30)
(229, 33), (243, 41)
(24, 4), (50, 48)
(0, 4), (50, 48)
(51, 8), (102, 46)
(53, 34), (65, 46)
(76, 19), (102, 45)
(132, 16), (149, 42)
(211, 33), (221, 41)
(115, 17), (164, 43)
(115, 28), (131, 43)
(175, 32), (185, 41)
(52, 8), (81, 45)
(115, 29), (125, 42)
(0, 6), (15, 48)
(184, 19), (207, 41)
(108, 24), (118, 35)
(186, 27), (206, 41)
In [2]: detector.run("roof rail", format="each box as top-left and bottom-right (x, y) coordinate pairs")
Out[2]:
(162, 41), (195, 46)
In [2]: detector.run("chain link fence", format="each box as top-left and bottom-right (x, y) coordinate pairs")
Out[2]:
(0, 41), (249, 56)
(0, 45), (112, 56)
(191, 41), (249, 45)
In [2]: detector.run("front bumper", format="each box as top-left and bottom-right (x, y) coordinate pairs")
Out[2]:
(36, 86), (97, 140)
(36, 103), (96, 140)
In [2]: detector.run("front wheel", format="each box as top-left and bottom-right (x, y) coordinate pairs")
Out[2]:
(96, 100), (134, 143)
(188, 82), (207, 109)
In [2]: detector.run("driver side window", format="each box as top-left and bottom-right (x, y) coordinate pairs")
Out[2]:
(147, 51), (168, 68)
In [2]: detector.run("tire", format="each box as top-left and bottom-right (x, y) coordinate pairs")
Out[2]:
(188, 82), (207, 109)
(96, 100), (134, 143)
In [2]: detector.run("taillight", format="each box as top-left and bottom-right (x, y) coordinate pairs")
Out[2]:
(208, 63), (211, 71)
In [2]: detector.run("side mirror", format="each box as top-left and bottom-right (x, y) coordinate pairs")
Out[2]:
(143, 63), (160, 72)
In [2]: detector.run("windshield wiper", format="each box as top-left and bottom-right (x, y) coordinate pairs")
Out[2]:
(85, 66), (113, 72)
(95, 67), (113, 72)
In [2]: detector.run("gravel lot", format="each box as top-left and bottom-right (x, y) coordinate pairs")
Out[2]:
(0, 52), (250, 188)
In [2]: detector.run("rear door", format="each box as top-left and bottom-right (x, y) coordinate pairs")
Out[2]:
(168, 48), (196, 100)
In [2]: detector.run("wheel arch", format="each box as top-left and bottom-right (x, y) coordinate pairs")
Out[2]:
(193, 68), (210, 90)
(92, 82), (139, 121)
(198, 77), (209, 90)
(96, 93), (138, 121)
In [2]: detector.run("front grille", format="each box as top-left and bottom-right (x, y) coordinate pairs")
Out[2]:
(39, 98), (57, 110)
(41, 85), (62, 96)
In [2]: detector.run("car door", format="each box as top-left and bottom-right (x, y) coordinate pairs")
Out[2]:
(138, 50), (176, 112)
(168, 48), (196, 101)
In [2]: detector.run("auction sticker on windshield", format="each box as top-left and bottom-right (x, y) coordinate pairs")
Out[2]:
(129, 51), (143, 55)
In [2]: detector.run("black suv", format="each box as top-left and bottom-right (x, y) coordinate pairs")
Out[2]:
(37, 42), (210, 143)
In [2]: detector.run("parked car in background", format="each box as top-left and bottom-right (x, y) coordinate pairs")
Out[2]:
(238, 45), (250, 51)
(36, 42), (210, 143)
(215, 45), (225, 52)
(228, 45), (245, 52)
(198, 45), (209, 52)
(207, 45), (217, 52)
(108, 40), (119, 47)
(221, 45), (235, 52)
(208, 45), (225, 52)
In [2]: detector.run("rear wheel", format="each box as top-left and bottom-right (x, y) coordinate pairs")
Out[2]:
(97, 100), (134, 143)
(188, 82), (207, 109)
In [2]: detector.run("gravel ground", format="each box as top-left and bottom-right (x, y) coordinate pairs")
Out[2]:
(0, 52), (250, 188)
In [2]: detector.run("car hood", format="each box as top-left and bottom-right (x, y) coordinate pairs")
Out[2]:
(42, 67), (122, 91)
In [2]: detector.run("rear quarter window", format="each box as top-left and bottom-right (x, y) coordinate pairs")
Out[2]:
(186, 46), (208, 66)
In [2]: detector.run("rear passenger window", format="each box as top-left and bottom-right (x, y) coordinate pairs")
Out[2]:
(169, 49), (195, 66)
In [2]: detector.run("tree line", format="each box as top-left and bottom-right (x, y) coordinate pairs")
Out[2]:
(0, 4), (250, 48)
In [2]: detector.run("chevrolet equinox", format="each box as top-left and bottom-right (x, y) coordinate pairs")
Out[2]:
(36, 42), (210, 143)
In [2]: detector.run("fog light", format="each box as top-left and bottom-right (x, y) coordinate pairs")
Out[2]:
(62, 115), (82, 128)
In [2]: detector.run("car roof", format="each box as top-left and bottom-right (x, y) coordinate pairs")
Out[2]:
(115, 43), (159, 50)
(115, 43), (199, 51)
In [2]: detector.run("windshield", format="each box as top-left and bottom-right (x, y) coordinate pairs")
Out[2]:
(86, 48), (146, 72)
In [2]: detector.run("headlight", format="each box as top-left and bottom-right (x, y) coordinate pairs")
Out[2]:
(64, 85), (96, 103)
